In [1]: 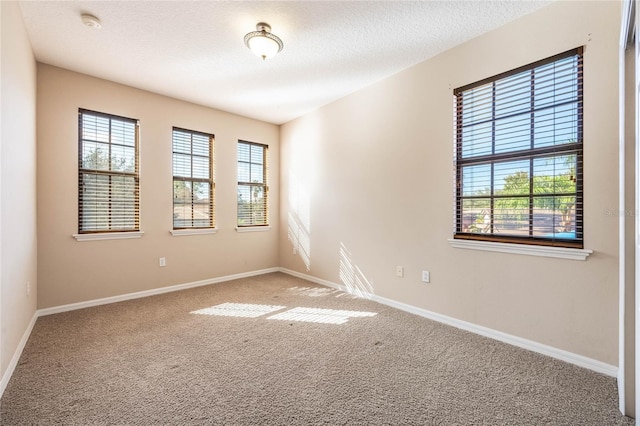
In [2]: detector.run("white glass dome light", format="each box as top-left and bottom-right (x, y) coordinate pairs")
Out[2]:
(244, 23), (283, 60)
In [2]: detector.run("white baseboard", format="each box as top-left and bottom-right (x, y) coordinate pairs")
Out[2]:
(38, 267), (280, 316)
(279, 268), (618, 378)
(0, 311), (37, 398)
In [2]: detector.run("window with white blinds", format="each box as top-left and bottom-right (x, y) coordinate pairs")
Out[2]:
(237, 141), (268, 227)
(78, 109), (139, 233)
(454, 48), (583, 248)
(172, 128), (215, 229)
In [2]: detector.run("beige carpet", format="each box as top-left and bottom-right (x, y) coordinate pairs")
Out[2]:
(0, 272), (633, 425)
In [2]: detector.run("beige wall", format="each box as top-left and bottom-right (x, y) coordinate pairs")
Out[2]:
(280, 1), (621, 364)
(37, 65), (279, 309)
(1, 1), (38, 378)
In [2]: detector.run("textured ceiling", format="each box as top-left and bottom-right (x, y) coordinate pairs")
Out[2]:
(18, 1), (552, 125)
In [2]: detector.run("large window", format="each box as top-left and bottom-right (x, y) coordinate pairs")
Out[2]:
(454, 48), (583, 248)
(78, 109), (139, 233)
(172, 128), (215, 229)
(237, 141), (268, 227)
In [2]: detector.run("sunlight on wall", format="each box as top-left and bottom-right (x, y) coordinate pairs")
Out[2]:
(191, 303), (285, 318)
(339, 243), (375, 298)
(191, 303), (376, 325)
(288, 173), (311, 270)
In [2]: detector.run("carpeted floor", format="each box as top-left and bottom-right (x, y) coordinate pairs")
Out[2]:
(0, 272), (634, 425)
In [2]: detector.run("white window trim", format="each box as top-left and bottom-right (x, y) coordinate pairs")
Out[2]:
(170, 228), (218, 237)
(448, 238), (592, 261)
(73, 231), (144, 242)
(236, 226), (271, 233)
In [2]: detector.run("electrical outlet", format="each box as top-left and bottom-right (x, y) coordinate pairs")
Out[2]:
(293, 246), (297, 255)
(26, 281), (31, 296)
(395, 266), (404, 278)
(422, 271), (430, 283)
(159, 257), (166, 267)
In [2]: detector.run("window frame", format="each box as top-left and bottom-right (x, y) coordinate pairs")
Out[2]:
(453, 47), (584, 249)
(237, 140), (269, 228)
(77, 108), (140, 234)
(172, 127), (215, 230)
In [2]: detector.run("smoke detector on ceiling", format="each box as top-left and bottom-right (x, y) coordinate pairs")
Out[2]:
(81, 14), (101, 29)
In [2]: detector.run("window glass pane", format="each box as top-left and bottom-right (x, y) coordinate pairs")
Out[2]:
(173, 153), (192, 177)
(250, 144), (264, 164)
(532, 195), (556, 237)
(533, 103), (578, 148)
(192, 156), (209, 179)
(82, 142), (110, 171)
(494, 72), (531, 119)
(173, 131), (191, 154)
(81, 173), (109, 231)
(532, 195), (576, 238)
(193, 182), (210, 203)
(494, 113), (530, 154)
(174, 180), (192, 204)
(461, 198), (490, 234)
(192, 134), (209, 157)
(552, 195), (577, 235)
(192, 204), (211, 228)
(173, 218), (188, 228)
(82, 114), (110, 143)
(173, 182), (211, 228)
(249, 186), (267, 225)
(494, 160), (530, 196)
(110, 175), (137, 203)
(461, 121), (492, 158)
(237, 185), (252, 226)
(111, 120), (136, 147)
(238, 185), (267, 226)
(111, 145), (136, 172)
(494, 198), (529, 236)
(533, 155), (576, 195)
(238, 161), (250, 183)
(237, 185), (251, 204)
(174, 181), (192, 228)
(250, 163), (264, 183)
(462, 164), (490, 197)
(238, 143), (250, 162)
(461, 85), (492, 126)
(534, 57), (578, 108)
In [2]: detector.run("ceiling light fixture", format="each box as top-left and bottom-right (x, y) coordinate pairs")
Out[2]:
(81, 13), (101, 29)
(244, 22), (283, 60)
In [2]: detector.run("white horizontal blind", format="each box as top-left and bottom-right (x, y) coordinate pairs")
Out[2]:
(172, 128), (214, 229)
(78, 109), (139, 233)
(454, 48), (583, 248)
(237, 141), (268, 227)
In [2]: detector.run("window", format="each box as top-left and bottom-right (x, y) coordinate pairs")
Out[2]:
(454, 48), (583, 248)
(237, 141), (268, 227)
(172, 128), (215, 229)
(78, 109), (139, 233)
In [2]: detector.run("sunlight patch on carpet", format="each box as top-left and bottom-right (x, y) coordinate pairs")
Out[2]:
(287, 286), (345, 298)
(267, 307), (377, 325)
(191, 303), (286, 318)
